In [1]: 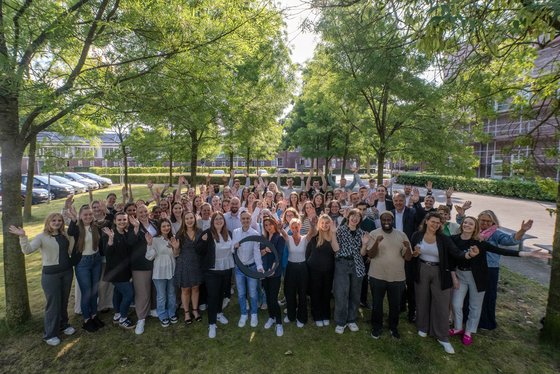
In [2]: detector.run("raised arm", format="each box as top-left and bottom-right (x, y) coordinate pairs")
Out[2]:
(305, 169), (312, 191)
(327, 174), (337, 189)
(346, 172), (358, 191)
(319, 170), (327, 191)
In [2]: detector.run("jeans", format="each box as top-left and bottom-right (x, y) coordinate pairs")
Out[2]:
(42, 269), (73, 339)
(333, 258), (362, 327)
(370, 277), (405, 331)
(75, 253), (102, 320)
(153, 278), (176, 320)
(452, 270), (485, 334)
(113, 281), (135, 318)
(235, 265), (259, 315)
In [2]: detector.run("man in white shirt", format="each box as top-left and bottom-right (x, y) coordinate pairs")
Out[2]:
(232, 211), (263, 328)
(224, 197), (242, 232)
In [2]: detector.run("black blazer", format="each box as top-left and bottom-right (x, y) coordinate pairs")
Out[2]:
(409, 231), (465, 290)
(391, 207), (418, 241)
(68, 220), (103, 266)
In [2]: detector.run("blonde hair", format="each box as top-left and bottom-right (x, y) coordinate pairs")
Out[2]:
(478, 210), (500, 227)
(43, 213), (68, 237)
(316, 214), (333, 247)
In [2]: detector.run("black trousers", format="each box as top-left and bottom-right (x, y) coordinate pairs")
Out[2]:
(263, 276), (282, 324)
(402, 261), (416, 319)
(308, 267), (333, 321)
(370, 277), (405, 331)
(360, 258), (370, 304)
(204, 269), (232, 325)
(284, 261), (308, 323)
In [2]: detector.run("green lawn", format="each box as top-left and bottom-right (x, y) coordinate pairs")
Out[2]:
(0, 186), (558, 373)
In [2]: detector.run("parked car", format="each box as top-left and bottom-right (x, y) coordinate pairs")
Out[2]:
(50, 175), (88, 194)
(22, 175), (74, 199)
(212, 170), (226, 175)
(257, 169), (269, 175)
(78, 172), (112, 188)
(0, 182), (51, 205)
(276, 168), (290, 174)
(61, 172), (100, 190)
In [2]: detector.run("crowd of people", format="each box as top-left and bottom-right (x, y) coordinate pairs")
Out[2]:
(9, 169), (551, 353)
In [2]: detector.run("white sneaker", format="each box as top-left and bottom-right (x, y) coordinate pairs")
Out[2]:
(238, 314), (248, 328)
(276, 324), (284, 337)
(208, 324), (217, 339)
(335, 325), (346, 334)
(250, 314), (258, 327)
(264, 318), (275, 329)
(348, 322), (359, 332)
(149, 309), (158, 317)
(315, 320), (324, 327)
(112, 313), (121, 324)
(260, 303), (268, 310)
(283, 316), (291, 323)
(222, 297), (230, 309)
(217, 313), (229, 325)
(296, 320), (304, 328)
(323, 320), (330, 326)
(62, 326), (76, 335)
(135, 319), (145, 335)
(438, 340), (455, 354)
(418, 330), (427, 338)
(45, 337), (61, 346)
(199, 304), (207, 311)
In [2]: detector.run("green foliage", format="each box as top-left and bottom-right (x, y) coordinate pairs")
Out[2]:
(396, 173), (556, 201)
(90, 166), (295, 175)
(98, 173), (304, 186)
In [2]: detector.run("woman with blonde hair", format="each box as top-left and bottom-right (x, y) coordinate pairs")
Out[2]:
(306, 214), (338, 327)
(9, 213), (75, 346)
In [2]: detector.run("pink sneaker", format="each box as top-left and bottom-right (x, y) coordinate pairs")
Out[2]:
(449, 329), (464, 337)
(462, 334), (473, 346)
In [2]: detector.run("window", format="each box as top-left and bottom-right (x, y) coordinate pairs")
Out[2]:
(304, 159), (311, 167)
(277, 157), (283, 167)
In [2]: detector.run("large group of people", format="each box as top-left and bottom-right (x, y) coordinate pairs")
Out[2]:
(9, 169), (551, 353)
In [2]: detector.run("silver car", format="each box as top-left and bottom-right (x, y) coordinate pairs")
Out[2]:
(50, 175), (88, 193)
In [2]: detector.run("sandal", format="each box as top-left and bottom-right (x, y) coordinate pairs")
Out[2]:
(184, 311), (192, 325)
(448, 328), (464, 337)
(193, 309), (202, 322)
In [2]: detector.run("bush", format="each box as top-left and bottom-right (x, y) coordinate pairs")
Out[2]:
(395, 173), (556, 201)
(90, 166), (296, 175)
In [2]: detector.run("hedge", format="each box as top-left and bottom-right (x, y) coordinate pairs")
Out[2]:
(395, 173), (557, 202)
(90, 166), (296, 175)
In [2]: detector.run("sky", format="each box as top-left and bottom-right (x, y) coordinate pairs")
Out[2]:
(277, 0), (320, 66)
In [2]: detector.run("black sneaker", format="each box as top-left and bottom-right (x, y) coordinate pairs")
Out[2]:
(370, 329), (381, 339)
(161, 318), (170, 328)
(82, 319), (99, 333)
(92, 315), (105, 328)
(119, 318), (136, 330)
(390, 329), (401, 339)
(170, 316), (178, 324)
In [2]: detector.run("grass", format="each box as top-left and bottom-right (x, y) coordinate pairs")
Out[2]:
(0, 185), (559, 373)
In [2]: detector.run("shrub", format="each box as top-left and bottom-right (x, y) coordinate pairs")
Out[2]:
(395, 173), (556, 201)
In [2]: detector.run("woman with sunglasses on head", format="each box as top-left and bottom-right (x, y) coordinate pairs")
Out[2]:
(175, 212), (203, 325)
(196, 212), (235, 338)
(67, 203), (104, 333)
(449, 216), (549, 345)
(101, 211), (135, 330)
(9, 214), (75, 346)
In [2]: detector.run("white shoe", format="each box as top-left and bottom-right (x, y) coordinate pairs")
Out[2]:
(250, 314), (258, 327)
(149, 309), (158, 317)
(217, 313), (229, 325)
(199, 304), (207, 311)
(276, 324), (284, 337)
(335, 325), (346, 334)
(323, 320), (330, 326)
(260, 303), (268, 310)
(315, 320), (324, 327)
(208, 324), (217, 339)
(238, 314), (248, 328)
(296, 320), (304, 328)
(62, 326), (76, 335)
(135, 319), (145, 335)
(348, 322), (359, 332)
(438, 340), (455, 354)
(283, 316), (291, 323)
(222, 297), (230, 309)
(418, 330), (427, 338)
(264, 318), (275, 329)
(278, 298), (286, 306)
(45, 337), (61, 346)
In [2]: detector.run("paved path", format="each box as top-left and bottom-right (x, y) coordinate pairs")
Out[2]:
(392, 183), (555, 286)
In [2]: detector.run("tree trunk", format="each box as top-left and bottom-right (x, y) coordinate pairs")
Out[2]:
(246, 148), (250, 174)
(376, 150), (385, 186)
(229, 151), (234, 173)
(341, 145), (349, 178)
(168, 151), (173, 186)
(1, 98), (32, 325)
(121, 144), (129, 191)
(23, 136), (37, 220)
(541, 182), (560, 344)
(190, 131), (199, 182)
